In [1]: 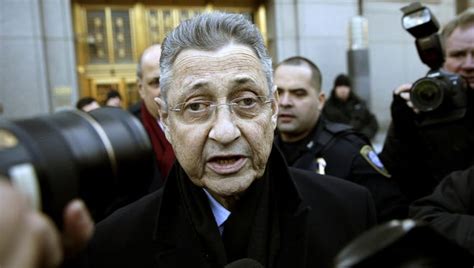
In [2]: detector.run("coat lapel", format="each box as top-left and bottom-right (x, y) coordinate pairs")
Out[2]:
(152, 166), (226, 268)
(271, 148), (312, 268)
(151, 148), (313, 268)
(276, 204), (311, 268)
(152, 192), (215, 267)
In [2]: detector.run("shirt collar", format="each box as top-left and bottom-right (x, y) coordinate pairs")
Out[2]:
(203, 189), (231, 235)
(157, 118), (165, 131)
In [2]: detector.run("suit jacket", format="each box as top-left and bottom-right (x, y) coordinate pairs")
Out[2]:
(80, 146), (376, 268)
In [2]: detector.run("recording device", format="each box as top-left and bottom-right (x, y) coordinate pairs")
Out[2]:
(224, 259), (263, 268)
(334, 219), (473, 267)
(401, 2), (468, 126)
(0, 107), (154, 227)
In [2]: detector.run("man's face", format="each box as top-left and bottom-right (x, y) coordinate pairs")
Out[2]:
(138, 46), (162, 118)
(275, 64), (325, 142)
(443, 26), (474, 89)
(158, 44), (278, 201)
(106, 97), (121, 108)
(82, 101), (100, 112)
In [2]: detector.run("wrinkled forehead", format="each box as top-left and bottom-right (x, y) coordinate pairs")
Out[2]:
(168, 44), (269, 100)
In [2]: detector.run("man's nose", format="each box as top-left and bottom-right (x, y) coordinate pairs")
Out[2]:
(463, 53), (474, 69)
(279, 91), (292, 107)
(208, 106), (241, 144)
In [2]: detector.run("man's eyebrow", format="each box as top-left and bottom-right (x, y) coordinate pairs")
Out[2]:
(231, 76), (259, 87)
(183, 80), (210, 91)
(277, 87), (307, 92)
(447, 48), (467, 54)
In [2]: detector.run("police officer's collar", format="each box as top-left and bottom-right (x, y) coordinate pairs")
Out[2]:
(275, 120), (320, 164)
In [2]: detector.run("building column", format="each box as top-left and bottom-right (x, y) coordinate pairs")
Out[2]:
(0, 0), (77, 119)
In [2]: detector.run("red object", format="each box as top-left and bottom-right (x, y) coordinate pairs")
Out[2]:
(140, 102), (175, 178)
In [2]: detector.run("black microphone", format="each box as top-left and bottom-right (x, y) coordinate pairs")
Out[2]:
(224, 258), (264, 268)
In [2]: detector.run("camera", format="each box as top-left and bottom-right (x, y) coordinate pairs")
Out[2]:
(0, 107), (154, 227)
(401, 2), (468, 126)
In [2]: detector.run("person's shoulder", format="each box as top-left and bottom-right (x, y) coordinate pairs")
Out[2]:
(95, 188), (164, 233)
(320, 120), (370, 151)
(289, 167), (370, 200)
(128, 101), (142, 119)
(289, 167), (376, 226)
(434, 165), (474, 193)
(85, 189), (164, 266)
(323, 120), (353, 134)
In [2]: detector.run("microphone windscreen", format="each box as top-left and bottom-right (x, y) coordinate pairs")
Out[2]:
(224, 258), (264, 268)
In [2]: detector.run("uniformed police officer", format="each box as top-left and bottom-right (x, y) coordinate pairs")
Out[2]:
(274, 56), (407, 222)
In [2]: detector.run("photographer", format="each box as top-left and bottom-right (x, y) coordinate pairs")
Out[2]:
(0, 179), (93, 268)
(380, 9), (474, 202)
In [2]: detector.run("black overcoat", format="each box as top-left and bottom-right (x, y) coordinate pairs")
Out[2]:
(80, 147), (376, 268)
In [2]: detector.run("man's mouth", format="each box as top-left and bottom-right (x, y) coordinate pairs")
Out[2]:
(278, 113), (295, 122)
(207, 155), (247, 175)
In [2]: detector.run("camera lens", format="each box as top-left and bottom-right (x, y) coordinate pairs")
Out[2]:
(410, 78), (444, 111)
(0, 107), (153, 226)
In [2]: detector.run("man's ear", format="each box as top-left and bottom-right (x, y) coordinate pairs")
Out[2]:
(154, 97), (172, 142)
(318, 91), (326, 110)
(137, 78), (145, 99)
(271, 85), (279, 129)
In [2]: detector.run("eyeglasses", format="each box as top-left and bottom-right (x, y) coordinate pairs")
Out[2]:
(169, 95), (273, 124)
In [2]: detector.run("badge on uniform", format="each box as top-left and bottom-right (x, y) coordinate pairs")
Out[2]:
(313, 157), (326, 175)
(360, 145), (391, 178)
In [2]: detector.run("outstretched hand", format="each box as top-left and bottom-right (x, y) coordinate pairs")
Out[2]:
(0, 180), (94, 268)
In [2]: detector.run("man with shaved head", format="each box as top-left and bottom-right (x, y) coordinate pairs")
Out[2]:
(133, 44), (175, 190)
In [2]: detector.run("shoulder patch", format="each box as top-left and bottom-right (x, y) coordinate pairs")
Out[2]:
(360, 145), (391, 178)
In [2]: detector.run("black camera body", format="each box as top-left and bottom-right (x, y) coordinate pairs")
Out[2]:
(401, 2), (468, 126)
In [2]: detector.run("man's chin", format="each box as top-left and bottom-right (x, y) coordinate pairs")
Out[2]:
(205, 175), (255, 197)
(277, 122), (297, 131)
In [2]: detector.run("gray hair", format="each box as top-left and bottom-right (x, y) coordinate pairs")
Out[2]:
(441, 9), (474, 44)
(159, 12), (273, 103)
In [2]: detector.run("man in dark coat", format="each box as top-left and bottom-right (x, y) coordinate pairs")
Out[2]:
(410, 165), (474, 257)
(322, 74), (378, 140)
(379, 10), (474, 202)
(274, 56), (407, 223)
(80, 12), (376, 268)
(130, 44), (176, 191)
(84, 147), (376, 268)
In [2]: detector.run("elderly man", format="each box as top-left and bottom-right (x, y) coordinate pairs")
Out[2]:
(82, 13), (376, 268)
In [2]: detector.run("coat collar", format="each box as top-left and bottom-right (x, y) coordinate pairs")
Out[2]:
(151, 145), (311, 267)
(275, 119), (327, 170)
